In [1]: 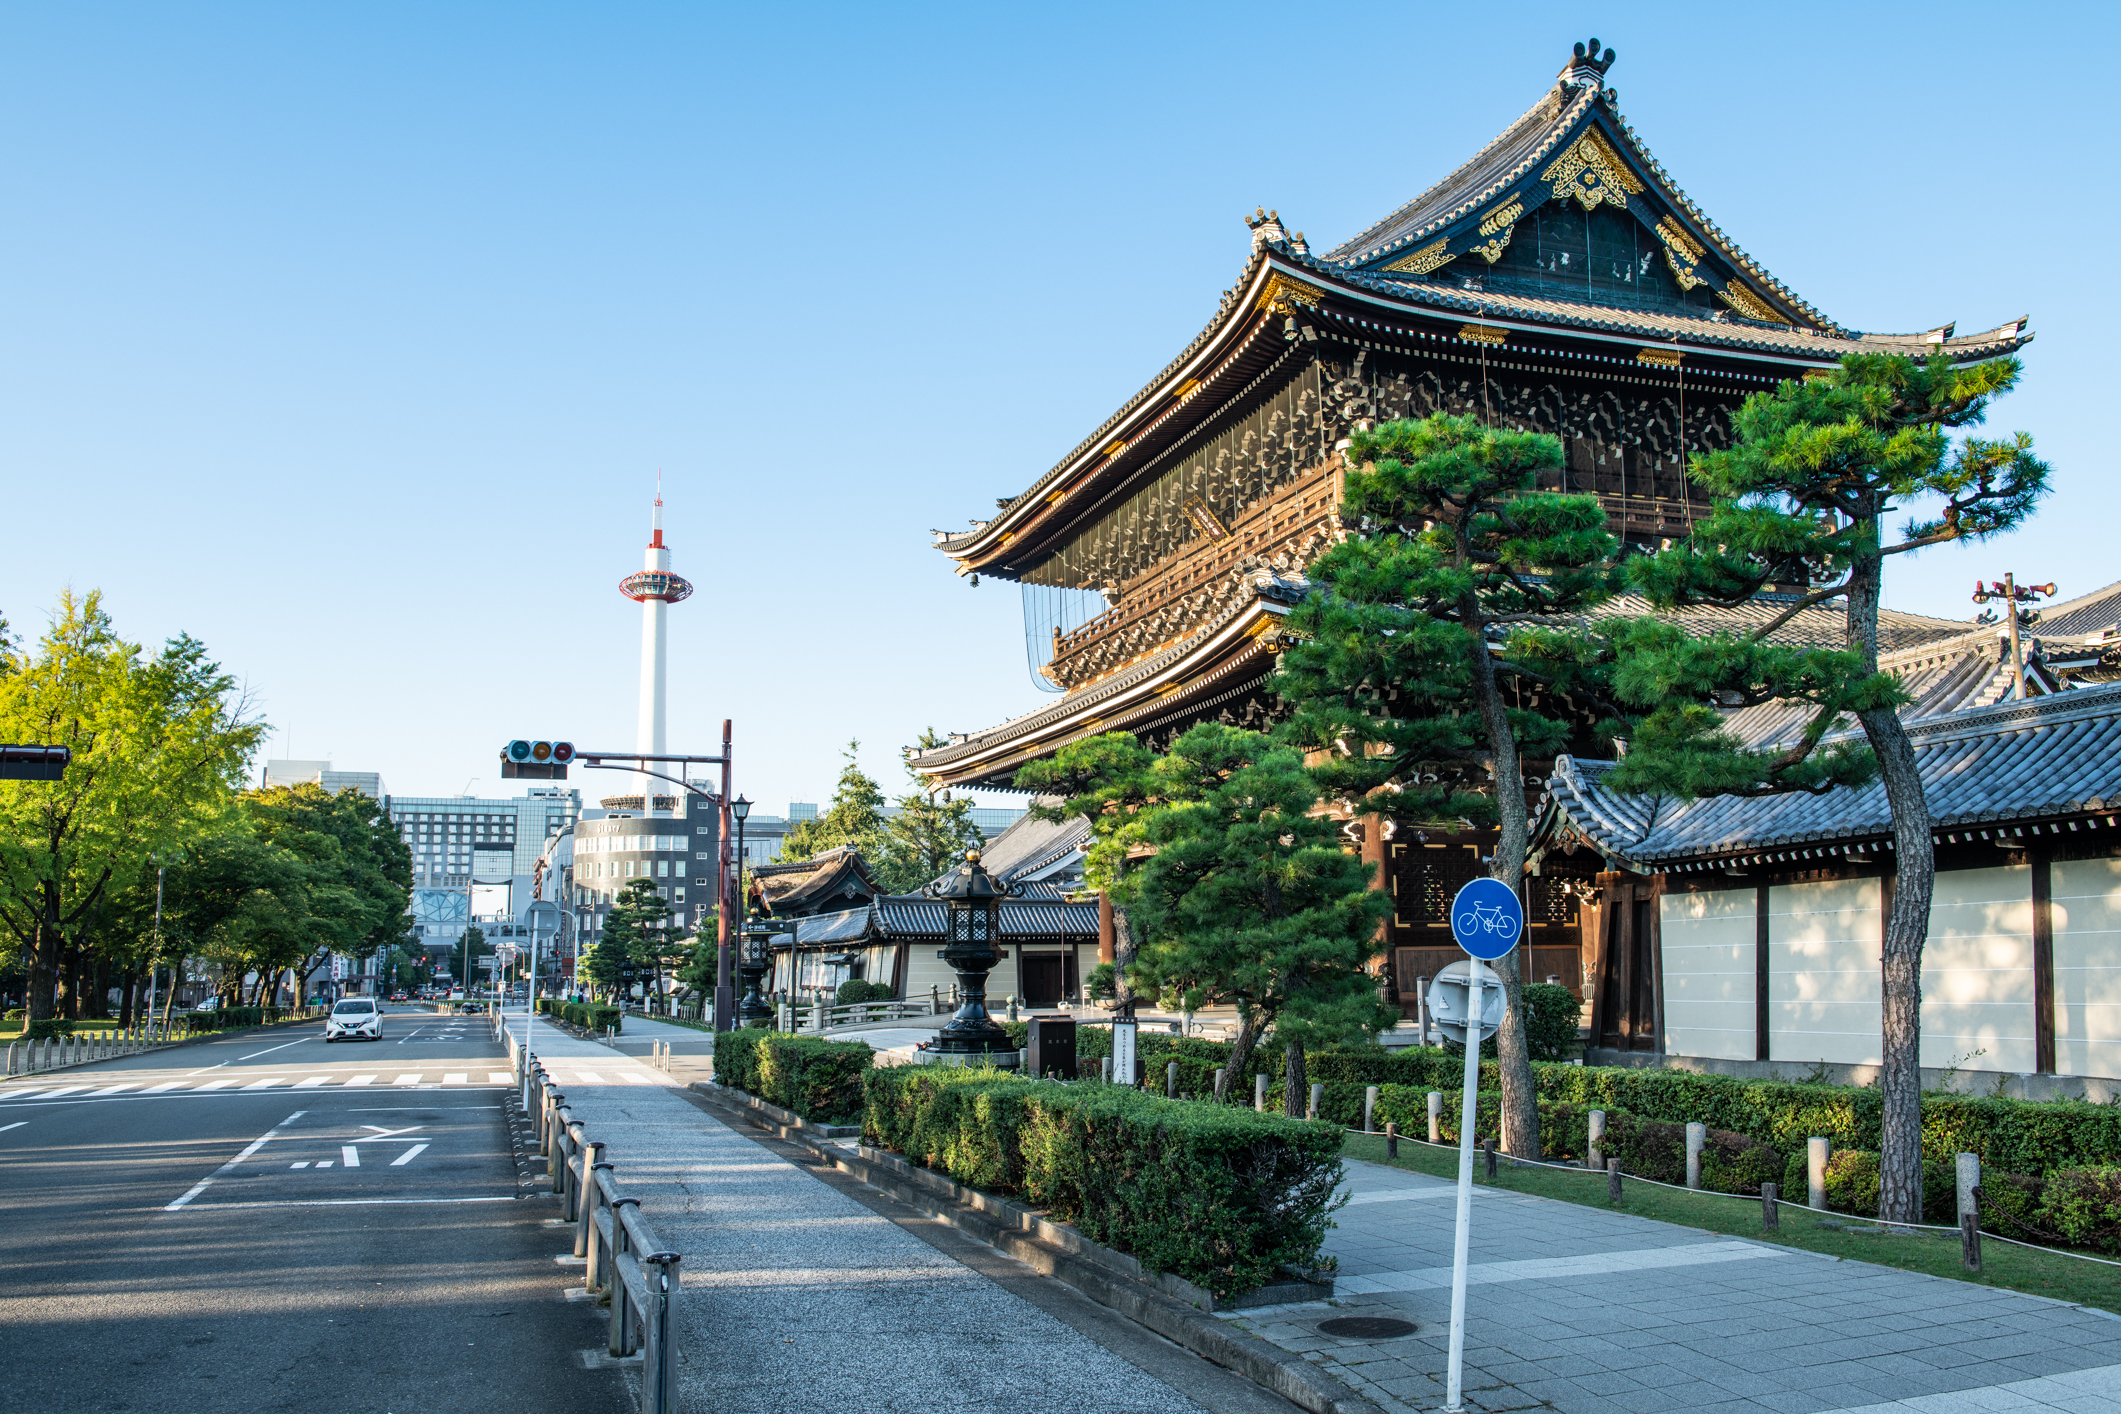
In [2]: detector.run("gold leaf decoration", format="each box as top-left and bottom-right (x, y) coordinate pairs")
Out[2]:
(1384, 239), (1455, 276)
(1471, 229), (1515, 264)
(1655, 217), (1705, 291)
(1636, 348), (1683, 367)
(1457, 323), (1508, 346)
(1540, 128), (1644, 211)
(1256, 273), (1325, 312)
(1717, 281), (1789, 325)
(1477, 201), (1525, 237)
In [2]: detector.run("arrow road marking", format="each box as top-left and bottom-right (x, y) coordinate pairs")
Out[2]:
(389, 1143), (429, 1166)
(165, 1111), (306, 1210)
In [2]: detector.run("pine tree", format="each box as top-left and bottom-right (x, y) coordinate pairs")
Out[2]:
(1611, 353), (2049, 1224)
(781, 740), (888, 864)
(593, 877), (669, 1002)
(1021, 725), (1393, 1106)
(1275, 412), (1617, 1159)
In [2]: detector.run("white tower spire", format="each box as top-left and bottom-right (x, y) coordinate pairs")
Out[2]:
(618, 471), (692, 815)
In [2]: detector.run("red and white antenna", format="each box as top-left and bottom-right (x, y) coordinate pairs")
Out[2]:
(650, 469), (665, 548)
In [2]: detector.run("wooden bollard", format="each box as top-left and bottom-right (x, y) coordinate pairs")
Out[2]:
(1483, 1138), (1497, 1179)
(1961, 1211), (1982, 1272)
(1761, 1182), (1779, 1231)
(1386, 1121), (1400, 1159)
(1607, 1157), (1622, 1205)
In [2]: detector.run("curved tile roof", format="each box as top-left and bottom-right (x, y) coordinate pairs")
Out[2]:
(1540, 682), (2121, 870)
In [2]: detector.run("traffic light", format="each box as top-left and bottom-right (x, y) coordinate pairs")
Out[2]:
(501, 740), (573, 779)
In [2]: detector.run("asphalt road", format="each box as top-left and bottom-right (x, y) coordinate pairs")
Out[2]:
(0, 1006), (632, 1414)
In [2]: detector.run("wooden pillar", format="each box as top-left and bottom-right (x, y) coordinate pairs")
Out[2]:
(1098, 890), (1115, 966)
(1754, 882), (1771, 1063)
(1363, 815), (1389, 975)
(2032, 853), (2056, 1075)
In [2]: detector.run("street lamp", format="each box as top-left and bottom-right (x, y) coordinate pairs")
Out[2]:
(918, 850), (1020, 1068)
(730, 795), (752, 1020)
(738, 919), (774, 1024)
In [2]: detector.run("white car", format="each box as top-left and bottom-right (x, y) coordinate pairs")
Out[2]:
(325, 998), (383, 1042)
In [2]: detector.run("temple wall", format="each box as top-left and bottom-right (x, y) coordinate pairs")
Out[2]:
(2054, 856), (2121, 1079)
(901, 945), (959, 1005)
(1918, 865), (2036, 1073)
(1766, 878), (1883, 1066)
(1657, 887), (1755, 1061)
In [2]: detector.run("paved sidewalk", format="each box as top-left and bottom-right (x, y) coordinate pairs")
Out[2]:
(1222, 1157), (2121, 1414)
(501, 1017), (1246, 1414)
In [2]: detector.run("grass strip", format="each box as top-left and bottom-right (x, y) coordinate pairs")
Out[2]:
(1341, 1131), (2121, 1315)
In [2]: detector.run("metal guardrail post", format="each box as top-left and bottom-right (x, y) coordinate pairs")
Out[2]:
(575, 1143), (605, 1256)
(641, 1253), (681, 1414)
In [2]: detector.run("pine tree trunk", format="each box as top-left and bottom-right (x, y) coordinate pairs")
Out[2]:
(1109, 902), (1139, 1010)
(1460, 596), (1541, 1163)
(1284, 1041), (1308, 1118)
(1223, 1009), (1264, 1099)
(1848, 547), (1932, 1226)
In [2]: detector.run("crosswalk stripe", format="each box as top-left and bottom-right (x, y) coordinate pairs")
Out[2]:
(618, 1073), (650, 1085)
(443, 1073), (467, 1085)
(40, 1087), (87, 1097)
(348, 1075), (376, 1086)
(89, 1084), (133, 1096)
(0, 1090), (46, 1101)
(240, 1078), (286, 1090)
(194, 1081), (232, 1091)
(142, 1082), (184, 1092)
(577, 1071), (606, 1084)
(488, 1071), (512, 1084)
(393, 1074), (422, 1085)
(296, 1077), (332, 1088)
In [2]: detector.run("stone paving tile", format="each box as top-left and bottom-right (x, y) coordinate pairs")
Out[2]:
(1214, 1154), (2121, 1414)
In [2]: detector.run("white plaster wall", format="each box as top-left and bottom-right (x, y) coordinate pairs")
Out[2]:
(1918, 865), (2035, 1073)
(1768, 878), (1882, 1066)
(1659, 889), (1756, 1061)
(2053, 856), (2121, 1079)
(899, 944), (1014, 1005)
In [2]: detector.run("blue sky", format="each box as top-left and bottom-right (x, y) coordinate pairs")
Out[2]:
(2, 2), (2112, 809)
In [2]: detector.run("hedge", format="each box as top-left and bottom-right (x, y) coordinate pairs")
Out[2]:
(537, 998), (622, 1034)
(714, 1030), (873, 1123)
(862, 1065), (1342, 1296)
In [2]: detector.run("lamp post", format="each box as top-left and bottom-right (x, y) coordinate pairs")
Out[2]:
(1972, 574), (2058, 699)
(738, 920), (773, 1025)
(919, 850), (1020, 1068)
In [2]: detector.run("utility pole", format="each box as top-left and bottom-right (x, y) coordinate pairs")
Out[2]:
(1973, 575), (2057, 699)
(715, 718), (735, 1031)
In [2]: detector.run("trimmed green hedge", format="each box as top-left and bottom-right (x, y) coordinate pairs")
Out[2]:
(181, 1006), (284, 1032)
(714, 1030), (873, 1123)
(863, 1066), (1342, 1296)
(538, 998), (621, 1034)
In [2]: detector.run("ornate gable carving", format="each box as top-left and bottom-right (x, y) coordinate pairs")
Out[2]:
(1541, 128), (1643, 211)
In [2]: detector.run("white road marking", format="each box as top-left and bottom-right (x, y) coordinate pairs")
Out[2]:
(359, 1125), (423, 1139)
(1331, 1240), (1793, 1296)
(39, 1087), (86, 1098)
(348, 1075), (376, 1086)
(183, 1063), (228, 1076)
(488, 1071), (511, 1084)
(618, 1074), (649, 1085)
(444, 1073), (467, 1085)
(88, 1085), (133, 1096)
(389, 1143), (429, 1166)
(194, 1080), (232, 1091)
(341, 1146), (360, 1167)
(188, 1196), (516, 1209)
(237, 1039), (305, 1061)
(0, 1091), (45, 1102)
(289, 1161), (309, 1169)
(142, 1082), (184, 1092)
(393, 1074), (422, 1086)
(0, 1121), (25, 1134)
(576, 1071), (606, 1084)
(239, 1077), (287, 1090)
(164, 1110), (306, 1210)
(316, 1160), (332, 1168)
(296, 1076), (332, 1088)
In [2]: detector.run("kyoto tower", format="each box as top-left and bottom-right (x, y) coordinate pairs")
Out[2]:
(618, 481), (693, 812)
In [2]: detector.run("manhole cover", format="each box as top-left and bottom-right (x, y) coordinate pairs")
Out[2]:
(1318, 1316), (1417, 1340)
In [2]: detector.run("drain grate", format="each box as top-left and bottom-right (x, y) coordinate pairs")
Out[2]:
(1317, 1316), (1417, 1340)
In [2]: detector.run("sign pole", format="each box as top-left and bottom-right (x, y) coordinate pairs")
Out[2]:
(1435, 875), (1520, 1414)
(1444, 962), (1481, 1413)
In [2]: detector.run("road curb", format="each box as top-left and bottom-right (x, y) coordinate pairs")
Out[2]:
(685, 1082), (1373, 1414)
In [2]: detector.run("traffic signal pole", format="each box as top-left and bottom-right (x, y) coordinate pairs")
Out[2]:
(715, 718), (735, 1032)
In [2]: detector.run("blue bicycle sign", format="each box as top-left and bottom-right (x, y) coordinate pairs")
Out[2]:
(1449, 877), (1523, 960)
